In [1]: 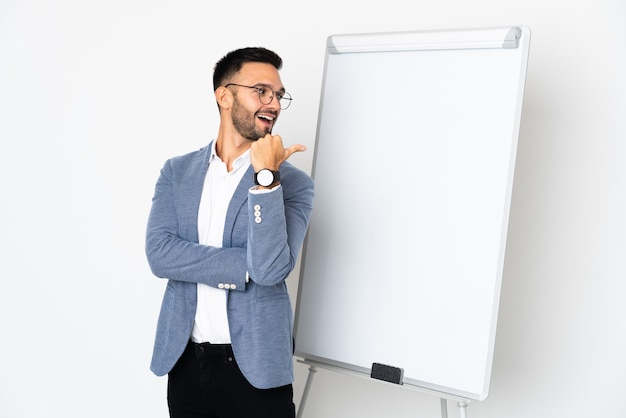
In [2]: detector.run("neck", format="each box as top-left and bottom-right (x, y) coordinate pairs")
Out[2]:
(215, 126), (252, 172)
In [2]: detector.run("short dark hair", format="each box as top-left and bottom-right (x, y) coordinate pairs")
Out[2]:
(213, 47), (283, 91)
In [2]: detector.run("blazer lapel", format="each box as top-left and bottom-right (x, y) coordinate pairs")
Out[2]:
(222, 165), (255, 247)
(178, 144), (212, 243)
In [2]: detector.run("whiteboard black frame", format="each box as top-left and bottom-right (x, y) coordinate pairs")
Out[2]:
(294, 26), (531, 402)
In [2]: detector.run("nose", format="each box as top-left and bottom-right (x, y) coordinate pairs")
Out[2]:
(266, 94), (281, 110)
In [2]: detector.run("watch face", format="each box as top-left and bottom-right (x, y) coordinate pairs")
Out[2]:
(257, 169), (274, 186)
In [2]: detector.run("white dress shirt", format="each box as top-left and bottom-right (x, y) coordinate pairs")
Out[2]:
(191, 142), (250, 344)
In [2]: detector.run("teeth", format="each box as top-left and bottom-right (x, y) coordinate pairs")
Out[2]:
(258, 114), (274, 121)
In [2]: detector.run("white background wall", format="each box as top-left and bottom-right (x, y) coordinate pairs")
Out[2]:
(0, 1), (624, 417)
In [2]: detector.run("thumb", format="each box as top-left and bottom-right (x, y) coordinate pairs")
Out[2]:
(284, 144), (307, 159)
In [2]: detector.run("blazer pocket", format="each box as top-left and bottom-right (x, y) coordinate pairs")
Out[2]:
(255, 282), (289, 301)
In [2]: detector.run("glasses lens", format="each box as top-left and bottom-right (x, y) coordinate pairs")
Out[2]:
(251, 85), (291, 110)
(258, 88), (273, 105)
(279, 92), (292, 110)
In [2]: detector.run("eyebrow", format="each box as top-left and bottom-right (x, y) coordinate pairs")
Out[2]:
(253, 83), (286, 93)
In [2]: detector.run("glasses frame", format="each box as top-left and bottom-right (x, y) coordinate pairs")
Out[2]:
(224, 83), (292, 110)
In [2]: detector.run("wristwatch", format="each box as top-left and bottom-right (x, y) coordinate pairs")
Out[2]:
(254, 168), (280, 187)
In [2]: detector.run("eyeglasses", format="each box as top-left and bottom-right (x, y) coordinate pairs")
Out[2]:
(224, 83), (293, 110)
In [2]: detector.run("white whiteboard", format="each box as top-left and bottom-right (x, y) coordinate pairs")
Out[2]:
(294, 27), (530, 401)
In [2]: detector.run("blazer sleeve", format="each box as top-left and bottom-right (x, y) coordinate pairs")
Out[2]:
(145, 156), (248, 291)
(246, 164), (314, 286)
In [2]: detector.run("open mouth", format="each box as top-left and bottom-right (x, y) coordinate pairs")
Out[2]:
(257, 113), (276, 129)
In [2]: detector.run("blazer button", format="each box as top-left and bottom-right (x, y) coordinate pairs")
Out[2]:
(255, 217), (262, 224)
(231, 284), (237, 290)
(254, 204), (261, 211)
(218, 283), (224, 289)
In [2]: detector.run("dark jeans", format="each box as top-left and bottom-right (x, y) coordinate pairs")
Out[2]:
(167, 340), (296, 418)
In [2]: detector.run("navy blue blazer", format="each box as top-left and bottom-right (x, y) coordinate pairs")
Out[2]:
(146, 142), (314, 389)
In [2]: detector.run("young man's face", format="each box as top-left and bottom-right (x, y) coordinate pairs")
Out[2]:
(228, 62), (285, 141)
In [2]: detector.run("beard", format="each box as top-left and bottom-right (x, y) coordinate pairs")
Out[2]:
(231, 97), (273, 141)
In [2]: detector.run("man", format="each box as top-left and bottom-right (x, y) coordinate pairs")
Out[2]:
(145, 47), (314, 418)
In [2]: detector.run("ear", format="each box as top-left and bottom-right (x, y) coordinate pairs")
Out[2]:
(215, 86), (232, 110)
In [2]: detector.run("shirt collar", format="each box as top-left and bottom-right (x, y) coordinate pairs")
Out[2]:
(209, 140), (251, 171)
